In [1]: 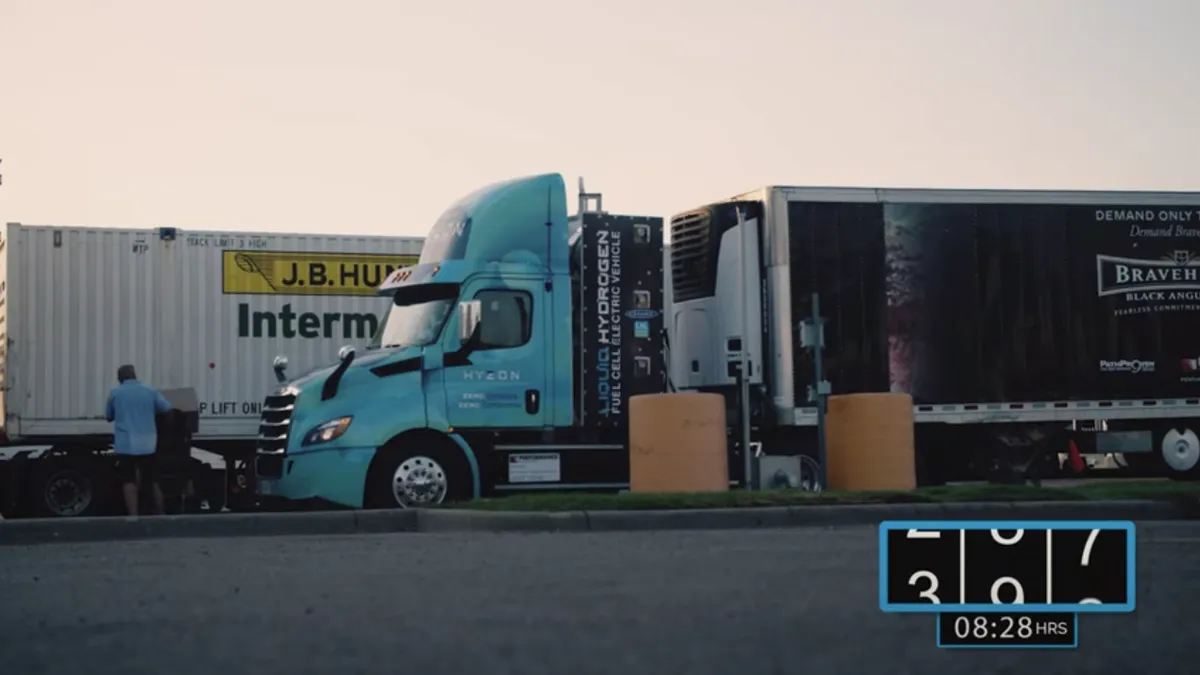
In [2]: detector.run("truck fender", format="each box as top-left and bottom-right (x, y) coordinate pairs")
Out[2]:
(444, 432), (482, 499)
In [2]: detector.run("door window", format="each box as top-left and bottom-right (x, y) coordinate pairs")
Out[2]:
(474, 289), (532, 350)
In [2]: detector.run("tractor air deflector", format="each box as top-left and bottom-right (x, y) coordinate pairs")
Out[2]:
(377, 263), (439, 295)
(413, 173), (571, 274)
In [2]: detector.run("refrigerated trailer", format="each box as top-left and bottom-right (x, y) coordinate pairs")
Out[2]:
(668, 186), (1200, 483)
(0, 222), (422, 517)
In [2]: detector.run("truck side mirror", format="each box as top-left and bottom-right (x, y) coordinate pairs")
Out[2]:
(272, 355), (289, 384)
(458, 299), (482, 345)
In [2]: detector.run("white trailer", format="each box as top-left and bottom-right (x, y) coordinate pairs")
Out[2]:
(0, 222), (422, 517)
(669, 186), (1200, 486)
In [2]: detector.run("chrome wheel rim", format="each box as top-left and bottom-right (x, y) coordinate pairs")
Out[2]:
(391, 455), (448, 507)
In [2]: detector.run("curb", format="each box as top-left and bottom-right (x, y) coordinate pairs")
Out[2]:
(0, 499), (1193, 546)
(0, 510), (417, 546)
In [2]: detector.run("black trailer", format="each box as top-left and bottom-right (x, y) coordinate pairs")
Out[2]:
(669, 187), (1200, 484)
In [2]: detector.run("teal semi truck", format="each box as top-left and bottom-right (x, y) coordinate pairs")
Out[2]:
(254, 174), (677, 507)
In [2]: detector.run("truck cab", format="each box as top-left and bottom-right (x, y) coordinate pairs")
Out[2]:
(255, 173), (667, 508)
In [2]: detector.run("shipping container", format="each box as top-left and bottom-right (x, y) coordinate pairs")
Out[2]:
(0, 222), (422, 517)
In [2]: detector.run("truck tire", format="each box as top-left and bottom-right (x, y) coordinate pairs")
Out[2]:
(1157, 427), (1200, 481)
(30, 457), (112, 518)
(365, 437), (472, 509)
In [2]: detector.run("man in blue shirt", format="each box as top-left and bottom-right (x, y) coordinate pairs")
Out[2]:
(106, 364), (173, 516)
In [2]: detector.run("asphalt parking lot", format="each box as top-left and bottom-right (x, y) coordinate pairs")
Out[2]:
(1, 521), (1196, 675)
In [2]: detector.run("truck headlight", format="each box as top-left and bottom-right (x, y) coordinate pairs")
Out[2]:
(301, 417), (352, 446)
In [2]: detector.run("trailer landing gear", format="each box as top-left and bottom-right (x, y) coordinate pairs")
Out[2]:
(961, 426), (1063, 487)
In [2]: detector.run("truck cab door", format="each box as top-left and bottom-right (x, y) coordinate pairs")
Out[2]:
(444, 276), (547, 429)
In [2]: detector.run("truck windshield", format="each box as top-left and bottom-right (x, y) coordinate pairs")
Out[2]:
(372, 282), (460, 349)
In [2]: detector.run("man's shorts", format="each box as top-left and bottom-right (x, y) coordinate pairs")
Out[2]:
(114, 454), (159, 485)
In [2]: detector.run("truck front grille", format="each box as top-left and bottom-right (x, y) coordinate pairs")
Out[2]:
(257, 390), (296, 455)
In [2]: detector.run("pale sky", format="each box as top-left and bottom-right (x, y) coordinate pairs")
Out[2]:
(2, 0), (1198, 237)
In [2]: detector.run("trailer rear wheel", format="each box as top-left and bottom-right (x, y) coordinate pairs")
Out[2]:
(1159, 427), (1200, 481)
(30, 457), (111, 518)
(365, 436), (472, 508)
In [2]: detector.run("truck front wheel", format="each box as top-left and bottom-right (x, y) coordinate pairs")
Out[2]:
(365, 438), (472, 509)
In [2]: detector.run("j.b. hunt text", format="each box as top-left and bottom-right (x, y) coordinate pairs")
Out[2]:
(275, 261), (405, 289)
(595, 229), (623, 417)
